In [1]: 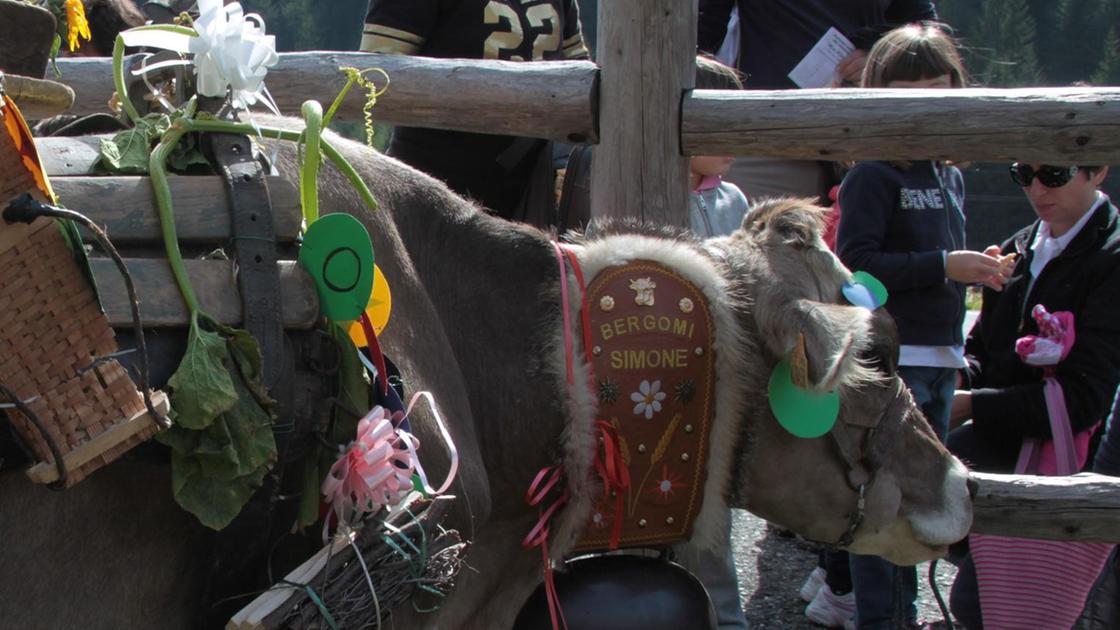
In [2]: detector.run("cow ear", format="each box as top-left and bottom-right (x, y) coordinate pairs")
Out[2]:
(765, 299), (877, 393)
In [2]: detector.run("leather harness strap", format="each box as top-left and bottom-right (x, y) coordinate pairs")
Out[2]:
(207, 132), (284, 390)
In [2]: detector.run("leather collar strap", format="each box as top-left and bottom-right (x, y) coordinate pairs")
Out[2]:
(832, 378), (907, 547)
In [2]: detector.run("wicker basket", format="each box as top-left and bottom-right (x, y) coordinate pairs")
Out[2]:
(1, 96), (162, 487)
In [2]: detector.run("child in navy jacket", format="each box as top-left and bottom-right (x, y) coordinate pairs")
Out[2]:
(812, 23), (1008, 630)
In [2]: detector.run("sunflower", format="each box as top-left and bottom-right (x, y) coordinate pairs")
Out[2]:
(62, 0), (91, 52)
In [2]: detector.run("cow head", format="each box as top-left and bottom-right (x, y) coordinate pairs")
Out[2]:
(709, 198), (972, 565)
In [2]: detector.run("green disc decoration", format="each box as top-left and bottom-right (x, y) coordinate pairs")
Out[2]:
(768, 358), (839, 439)
(844, 270), (888, 310)
(298, 213), (375, 321)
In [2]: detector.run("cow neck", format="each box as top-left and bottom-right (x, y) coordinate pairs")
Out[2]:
(392, 201), (568, 515)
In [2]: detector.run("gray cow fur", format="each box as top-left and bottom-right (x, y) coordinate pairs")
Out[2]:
(0, 123), (972, 629)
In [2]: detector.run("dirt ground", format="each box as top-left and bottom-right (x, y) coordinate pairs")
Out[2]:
(730, 509), (959, 629)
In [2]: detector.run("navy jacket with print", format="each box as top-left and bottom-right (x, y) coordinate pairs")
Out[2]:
(837, 160), (966, 347)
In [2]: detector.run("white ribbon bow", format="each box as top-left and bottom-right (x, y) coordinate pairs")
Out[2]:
(120, 0), (280, 113)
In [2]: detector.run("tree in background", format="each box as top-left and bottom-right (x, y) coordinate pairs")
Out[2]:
(1050, 0), (1117, 84)
(1095, 27), (1120, 84)
(237, 0), (367, 52)
(938, 0), (1120, 87)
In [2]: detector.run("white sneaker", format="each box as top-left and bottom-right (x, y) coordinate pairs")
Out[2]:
(804, 584), (856, 628)
(799, 566), (827, 602)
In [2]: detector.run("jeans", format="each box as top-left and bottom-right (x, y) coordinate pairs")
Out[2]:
(850, 365), (956, 629)
(898, 365), (956, 443)
(948, 549), (984, 630)
(820, 548), (853, 594)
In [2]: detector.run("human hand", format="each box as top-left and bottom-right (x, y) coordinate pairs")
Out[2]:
(949, 390), (972, 429)
(946, 250), (1010, 291)
(835, 49), (869, 85)
(982, 245), (1019, 289)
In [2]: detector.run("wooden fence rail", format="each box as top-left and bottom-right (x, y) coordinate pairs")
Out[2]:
(55, 53), (600, 144)
(683, 87), (1120, 164)
(971, 472), (1120, 543)
(55, 57), (1120, 164)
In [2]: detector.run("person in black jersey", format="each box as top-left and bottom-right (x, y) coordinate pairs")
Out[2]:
(361, 0), (589, 223)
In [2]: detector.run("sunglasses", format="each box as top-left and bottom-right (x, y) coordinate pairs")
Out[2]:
(1009, 163), (1079, 188)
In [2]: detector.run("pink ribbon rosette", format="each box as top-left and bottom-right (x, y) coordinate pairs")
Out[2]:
(321, 406), (416, 534)
(320, 392), (460, 539)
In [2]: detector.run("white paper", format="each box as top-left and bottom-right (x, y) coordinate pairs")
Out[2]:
(787, 27), (856, 88)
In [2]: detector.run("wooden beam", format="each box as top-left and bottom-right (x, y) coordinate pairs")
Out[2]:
(54, 53), (600, 144)
(970, 472), (1120, 543)
(51, 176), (301, 243)
(91, 258), (319, 328)
(682, 87), (1120, 163)
(36, 135), (104, 176)
(591, 0), (694, 226)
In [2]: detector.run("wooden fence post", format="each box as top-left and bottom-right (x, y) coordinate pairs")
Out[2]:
(591, 0), (695, 226)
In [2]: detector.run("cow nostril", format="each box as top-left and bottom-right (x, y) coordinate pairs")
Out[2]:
(966, 476), (979, 499)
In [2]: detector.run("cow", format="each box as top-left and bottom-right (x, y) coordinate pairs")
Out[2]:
(0, 124), (972, 629)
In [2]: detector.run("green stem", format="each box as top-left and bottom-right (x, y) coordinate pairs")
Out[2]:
(149, 121), (200, 315)
(112, 25), (197, 126)
(321, 141), (379, 213)
(112, 34), (141, 124)
(323, 67), (388, 129)
(180, 119), (303, 142)
(300, 100), (323, 225)
(321, 80), (355, 130)
(181, 119), (379, 213)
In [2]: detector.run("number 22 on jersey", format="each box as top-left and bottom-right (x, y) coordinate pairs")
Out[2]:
(483, 0), (561, 60)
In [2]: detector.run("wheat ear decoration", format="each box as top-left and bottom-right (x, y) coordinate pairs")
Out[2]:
(630, 412), (684, 514)
(649, 412), (683, 465)
(611, 417), (632, 467)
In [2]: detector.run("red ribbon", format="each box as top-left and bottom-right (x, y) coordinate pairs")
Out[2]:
(591, 419), (630, 549)
(360, 310), (390, 396)
(520, 243), (631, 630)
(522, 463), (571, 630)
(558, 243), (630, 548)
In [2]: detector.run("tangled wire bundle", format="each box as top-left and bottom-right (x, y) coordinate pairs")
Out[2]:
(270, 496), (467, 629)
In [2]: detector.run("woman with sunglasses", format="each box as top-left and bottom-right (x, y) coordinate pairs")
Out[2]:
(946, 158), (1119, 629)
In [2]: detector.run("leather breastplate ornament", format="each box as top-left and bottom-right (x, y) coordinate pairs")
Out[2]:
(573, 260), (716, 551)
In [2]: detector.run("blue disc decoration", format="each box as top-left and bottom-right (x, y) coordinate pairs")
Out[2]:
(843, 270), (888, 310)
(767, 358), (839, 439)
(298, 213), (375, 321)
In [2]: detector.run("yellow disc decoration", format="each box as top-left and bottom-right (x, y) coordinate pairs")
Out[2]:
(348, 264), (393, 347)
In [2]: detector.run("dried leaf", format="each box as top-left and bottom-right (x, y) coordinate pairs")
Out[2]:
(790, 333), (810, 389)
